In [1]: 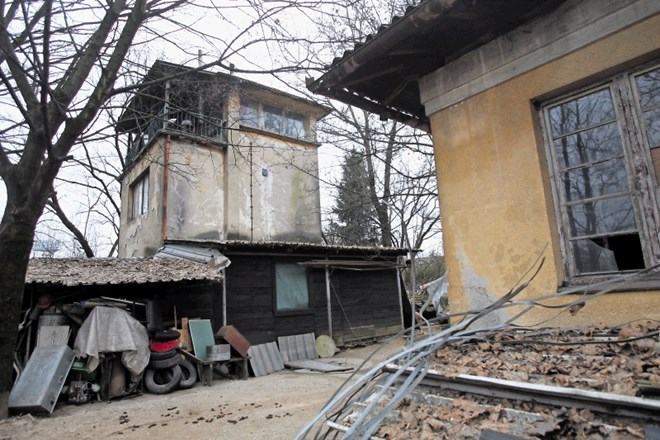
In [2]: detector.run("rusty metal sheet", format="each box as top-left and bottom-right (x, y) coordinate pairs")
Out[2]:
(216, 325), (251, 357)
(278, 333), (318, 363)
(247, 342), (284, 377)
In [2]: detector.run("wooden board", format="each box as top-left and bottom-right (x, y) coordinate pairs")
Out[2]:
(284, 359), (353, 373)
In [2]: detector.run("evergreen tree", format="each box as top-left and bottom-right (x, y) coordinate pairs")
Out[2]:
(329, 150), (381, 246)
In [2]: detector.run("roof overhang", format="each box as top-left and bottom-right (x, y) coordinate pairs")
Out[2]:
(307, 0), (566, 131)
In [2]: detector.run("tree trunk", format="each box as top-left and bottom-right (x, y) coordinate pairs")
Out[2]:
(0, 200), (43, 418)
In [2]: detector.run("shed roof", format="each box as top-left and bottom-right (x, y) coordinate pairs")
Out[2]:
(166, 239), (410, 258)
(307, 0), (566, 130)
(25, 257), (222, 286)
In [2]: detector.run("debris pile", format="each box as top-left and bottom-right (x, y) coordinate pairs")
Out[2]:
(429, 322), (660, 396)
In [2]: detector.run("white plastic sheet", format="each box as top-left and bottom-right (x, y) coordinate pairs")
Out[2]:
(74, 306), (150, 374)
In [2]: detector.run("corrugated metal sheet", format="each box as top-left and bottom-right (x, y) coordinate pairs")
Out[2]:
(247, 342), (284, 377)
(155, 244), (230, 269)
(278, 333), (318, 363)
(26, 257), (223, 286)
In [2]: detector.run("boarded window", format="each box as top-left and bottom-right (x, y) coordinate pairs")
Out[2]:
(275, 263), (309, 312)
(542, 63), (660, 277)
(131, 172), (149, 219)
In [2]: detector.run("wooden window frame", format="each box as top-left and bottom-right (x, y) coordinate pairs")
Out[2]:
(273, 262), (311, 315)
(130, 171), (149, 220)
(541, 62), (660, 283)
(239, 99), (307, 139)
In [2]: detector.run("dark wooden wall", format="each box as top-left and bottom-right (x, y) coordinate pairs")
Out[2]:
(223, 254), (403, 345)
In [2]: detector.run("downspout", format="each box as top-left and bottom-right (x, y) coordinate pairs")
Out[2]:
(324, 258), (333, 339)
(161, 80), (171, 243)
(161, 134), (171, 242)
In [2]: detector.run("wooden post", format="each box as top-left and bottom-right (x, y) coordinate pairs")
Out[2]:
(325, 263), (333, 339)
(396, 261), (404, 331)
(222, 268), (227, 327)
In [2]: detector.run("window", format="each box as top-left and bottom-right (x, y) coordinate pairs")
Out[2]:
(285, 113), (305, 138)
(239, 99), (259, 128)
(131, 172), (149, 219)
(239, 99), (306, 139)
(542, 63), (660, 277)
(275, 263), (309, 312)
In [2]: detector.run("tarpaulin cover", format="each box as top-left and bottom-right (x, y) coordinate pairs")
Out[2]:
(74, 306), (150, 374)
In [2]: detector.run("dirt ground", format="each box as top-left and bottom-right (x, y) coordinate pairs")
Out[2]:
(0, 340), (405, 440)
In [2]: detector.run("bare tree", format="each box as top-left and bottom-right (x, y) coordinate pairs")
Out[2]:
(0, 0), (320, 417)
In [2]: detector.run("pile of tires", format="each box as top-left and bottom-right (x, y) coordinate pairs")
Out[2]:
(144, 330), (197, 394)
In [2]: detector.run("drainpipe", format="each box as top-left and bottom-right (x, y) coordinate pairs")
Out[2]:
(161, 134), (171, 242)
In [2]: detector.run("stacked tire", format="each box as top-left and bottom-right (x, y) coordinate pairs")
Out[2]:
(144, 330), (197, 394)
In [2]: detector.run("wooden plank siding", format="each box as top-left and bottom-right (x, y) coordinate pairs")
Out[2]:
(223, 254), (403, 346)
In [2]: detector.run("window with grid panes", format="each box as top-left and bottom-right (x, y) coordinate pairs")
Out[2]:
(542, 63), (660, 278)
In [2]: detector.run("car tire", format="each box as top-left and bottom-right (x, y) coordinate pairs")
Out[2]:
(152, 329), (181, 342)
(149, 353), (181, 369)
(149, 349), (178, 361)
(177, 360), (197, 389)
(144, 365), (181, 394)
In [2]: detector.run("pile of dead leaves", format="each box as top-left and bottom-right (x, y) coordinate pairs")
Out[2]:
(428, 322), (660, 396)
(376, 396), (648, 440)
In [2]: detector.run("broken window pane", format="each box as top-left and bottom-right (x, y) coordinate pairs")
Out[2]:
(275, 263), (309, 312)
(572, 234), (645, 273)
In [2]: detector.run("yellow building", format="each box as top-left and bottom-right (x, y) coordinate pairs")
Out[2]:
(309, 0), (660, 327)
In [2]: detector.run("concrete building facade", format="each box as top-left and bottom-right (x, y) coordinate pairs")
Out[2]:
(117, 61), (328, 257)
(309, 0), (660, 327)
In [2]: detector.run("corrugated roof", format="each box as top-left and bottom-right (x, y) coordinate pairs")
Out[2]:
(25, 257), (223, 286)
(166, 239), (410, 256)
(308, 0), (566, 129)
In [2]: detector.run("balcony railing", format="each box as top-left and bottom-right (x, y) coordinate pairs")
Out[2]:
(127, 108), (225, 163)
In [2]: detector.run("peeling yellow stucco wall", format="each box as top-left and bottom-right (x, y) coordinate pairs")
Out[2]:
(428, 15), (660, 327)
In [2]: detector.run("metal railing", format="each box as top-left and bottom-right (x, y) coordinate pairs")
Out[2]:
(126, 107), (225, 163)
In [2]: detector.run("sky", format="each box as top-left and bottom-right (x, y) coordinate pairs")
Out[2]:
(0, 0), (442, 257)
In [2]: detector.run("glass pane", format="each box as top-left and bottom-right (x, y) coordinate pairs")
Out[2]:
(643, 108), (660, 148)
(263, 105), (283, 133)
(275, 264), (309, 311)
(561, 158), (629, 202)
(567, 195), (637, 238)
(636, 68), (660, 110)
(141, 177), (149, 214)
(240, 100), (258, 127)
(549, 88), (615, 137)
(572, 234), (644, 274)
(553, 122), (623, 169)
(285, 114), (305, 138)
